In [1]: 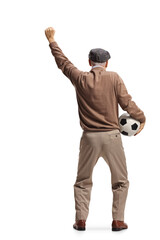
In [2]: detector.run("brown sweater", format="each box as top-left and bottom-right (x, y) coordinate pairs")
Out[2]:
(49, 41), (146, 132)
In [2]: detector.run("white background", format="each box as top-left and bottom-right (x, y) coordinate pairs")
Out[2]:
(0, 0), (159, 239)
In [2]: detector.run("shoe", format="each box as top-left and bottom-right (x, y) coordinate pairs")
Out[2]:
(73, 220), (86, 231)
(112, 220), (128, 231)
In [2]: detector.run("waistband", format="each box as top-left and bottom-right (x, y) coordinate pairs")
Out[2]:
(83, 129), (120, 135)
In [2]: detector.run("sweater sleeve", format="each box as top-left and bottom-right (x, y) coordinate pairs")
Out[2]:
(49, 41), (83, 86)
(115, 73), (146, 123)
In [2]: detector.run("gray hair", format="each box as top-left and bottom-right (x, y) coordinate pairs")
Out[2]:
(90, 60), (106, 67)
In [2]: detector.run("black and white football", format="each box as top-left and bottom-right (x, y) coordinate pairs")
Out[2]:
(118, 113), (140, 136)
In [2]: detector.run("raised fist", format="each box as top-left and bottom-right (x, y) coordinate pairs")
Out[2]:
(45, 27), (55, 43)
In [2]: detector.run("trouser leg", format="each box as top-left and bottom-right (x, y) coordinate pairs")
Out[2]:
(101, 130), (129, 221)
(73, 132), (101, 221)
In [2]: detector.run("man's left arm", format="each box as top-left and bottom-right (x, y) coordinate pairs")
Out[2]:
(45, 27), (83, 86)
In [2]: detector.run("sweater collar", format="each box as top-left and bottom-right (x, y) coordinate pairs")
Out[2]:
(91, 65), (105, 69)
(90, 66), (106, 72)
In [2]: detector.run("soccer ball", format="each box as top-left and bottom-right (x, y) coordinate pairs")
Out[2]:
(118, 113), (140, 136)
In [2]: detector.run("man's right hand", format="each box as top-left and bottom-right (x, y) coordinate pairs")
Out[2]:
(45, 27), (56, 43)
(134, 120), (146, 136)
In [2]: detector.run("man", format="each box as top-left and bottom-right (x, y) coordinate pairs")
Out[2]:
(45, 27), (146, 231)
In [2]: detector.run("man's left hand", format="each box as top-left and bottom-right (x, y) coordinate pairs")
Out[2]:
(134, 121), (146, 136)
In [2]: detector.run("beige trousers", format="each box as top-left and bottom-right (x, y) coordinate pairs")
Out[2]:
(73, 129), (129, 222)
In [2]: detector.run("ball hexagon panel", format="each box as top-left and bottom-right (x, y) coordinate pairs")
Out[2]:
(131, 123), (138, 130)
(120, 118), (127, 126)
(121, 131), (128, 136)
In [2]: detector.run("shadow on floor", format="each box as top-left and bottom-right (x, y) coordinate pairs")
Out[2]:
(87, 226), (110, 231)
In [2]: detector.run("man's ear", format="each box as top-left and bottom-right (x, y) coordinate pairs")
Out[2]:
(89, 59), (92, 66)
(105, 61), (108, 67)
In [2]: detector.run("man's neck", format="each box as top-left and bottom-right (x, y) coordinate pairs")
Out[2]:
(91, 65), (105, 69)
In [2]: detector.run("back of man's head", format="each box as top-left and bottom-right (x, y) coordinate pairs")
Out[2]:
(88, 48), (111, 67)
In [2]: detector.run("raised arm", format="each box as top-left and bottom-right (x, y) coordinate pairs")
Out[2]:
(45, 27), (83, 86)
